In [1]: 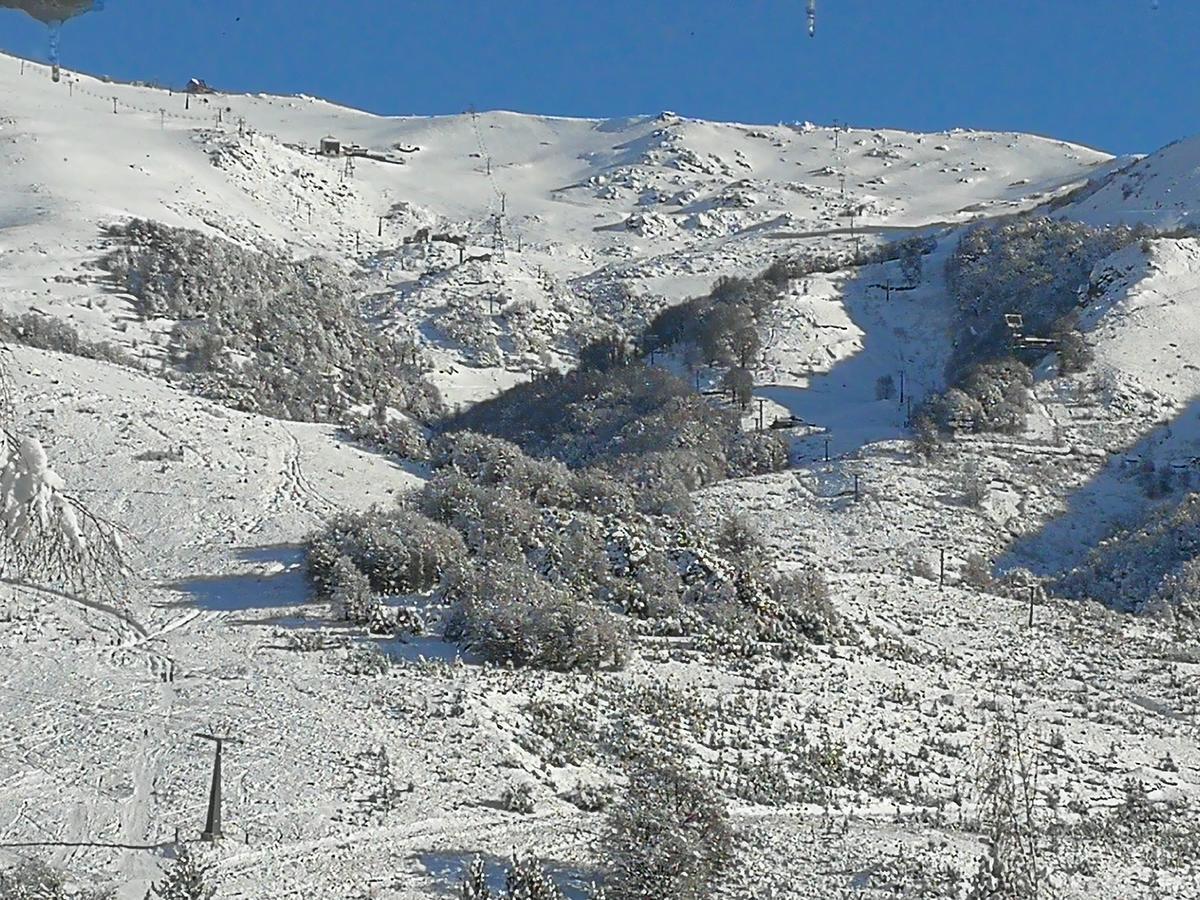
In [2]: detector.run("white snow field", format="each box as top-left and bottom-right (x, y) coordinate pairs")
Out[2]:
(1, 49), (1199, 900)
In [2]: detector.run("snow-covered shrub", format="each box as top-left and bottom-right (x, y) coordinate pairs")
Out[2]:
(961, 553), (994, 591)
(725, 430), (789, 478)
(720, 366), (754, 409)
(1059, 491), (1200, 617)
(0, 435), (126, 595)
(767, 569), (841, 645)
(0, 858), (114, 899)
(341, 411), (430, 462)
(715, 513), (761, 559)
(921, 358), (1032, 435)
(328, 554), (376, 625)
(644, 270), (778, 364)
(959, 462), (988, 508)
(601, 755), (734, 900)
(500, 781), (536, 815)
(565, 781), (612, 812)
(966, 711), (1044, 900)
(102, 220), (443, 424)
(449, 364), (783, 502)
(307, 508), (467, 597)
(458, 854), (571, 900)
(1051, 318), (1093, 374)
(0, 311), (136, 368)
(443, 561), (627, 672)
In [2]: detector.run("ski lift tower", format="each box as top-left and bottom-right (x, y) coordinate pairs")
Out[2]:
(195, 733), (242, 841)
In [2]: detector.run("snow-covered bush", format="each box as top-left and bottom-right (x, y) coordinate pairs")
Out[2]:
(644, 273), (775, 367)
(458, 854), (571, 900)
(0, 311), (136, 368)
(601, 755), (734, 900)
(767, 569), (840, 645)
(0, 858), (114, 899)
(307, 508), (467, 598)
(499, 781), (536, 814)
(443, 561), (626, 672)
(921, 358), (1032, 435)
(450, 365), (785, 506)
(102, 220), (443, 424)
(327, 554), (376, 625)
(961, 553), (994, 591)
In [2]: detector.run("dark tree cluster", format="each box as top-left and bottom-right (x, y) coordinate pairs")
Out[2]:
(447, 364), (788, 509)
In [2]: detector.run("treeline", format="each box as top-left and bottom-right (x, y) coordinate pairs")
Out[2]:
(101, 220), (444, 423)
(307, 431), (836, 671)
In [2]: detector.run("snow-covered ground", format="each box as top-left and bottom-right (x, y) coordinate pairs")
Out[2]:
(1, 47), (1199, 900)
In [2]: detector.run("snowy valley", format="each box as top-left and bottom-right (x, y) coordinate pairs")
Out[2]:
(1, 47), (1200, 900)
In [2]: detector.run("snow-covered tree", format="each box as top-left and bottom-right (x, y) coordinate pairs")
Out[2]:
(601, 755), (733, 900)
(145, 843), (214, 900)
(0, 421), (126, 596)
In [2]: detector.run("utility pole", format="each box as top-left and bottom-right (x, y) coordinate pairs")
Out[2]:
(195, 733), (242, 841)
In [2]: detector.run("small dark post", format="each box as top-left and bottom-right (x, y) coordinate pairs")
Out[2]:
(899, 370), (905, 405)
(458, 245), (465, 265)
(112, 97), (118, 114)
(824, 438), (830, 462)
(378, 216), (383, 237)
(1028, 585), (1035, 628)
(695, 371), (701, 391)
(356, 231), (361, 254)
(185, 94), (190, 111)
(853, 473), (860, 502)
(939, 548), (946, 589)
(756, 398), (766, 432)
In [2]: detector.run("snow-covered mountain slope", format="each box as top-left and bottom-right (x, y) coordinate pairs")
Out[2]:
(0, 50), (1113, 389)
(5, 47), (1200, 900)
(1062, 135), (1200, 229)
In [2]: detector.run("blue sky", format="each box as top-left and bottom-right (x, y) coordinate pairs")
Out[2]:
(0, 1), (1192, 154)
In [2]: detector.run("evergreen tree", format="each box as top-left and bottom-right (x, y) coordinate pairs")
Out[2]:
(146, 844), (214, 900)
